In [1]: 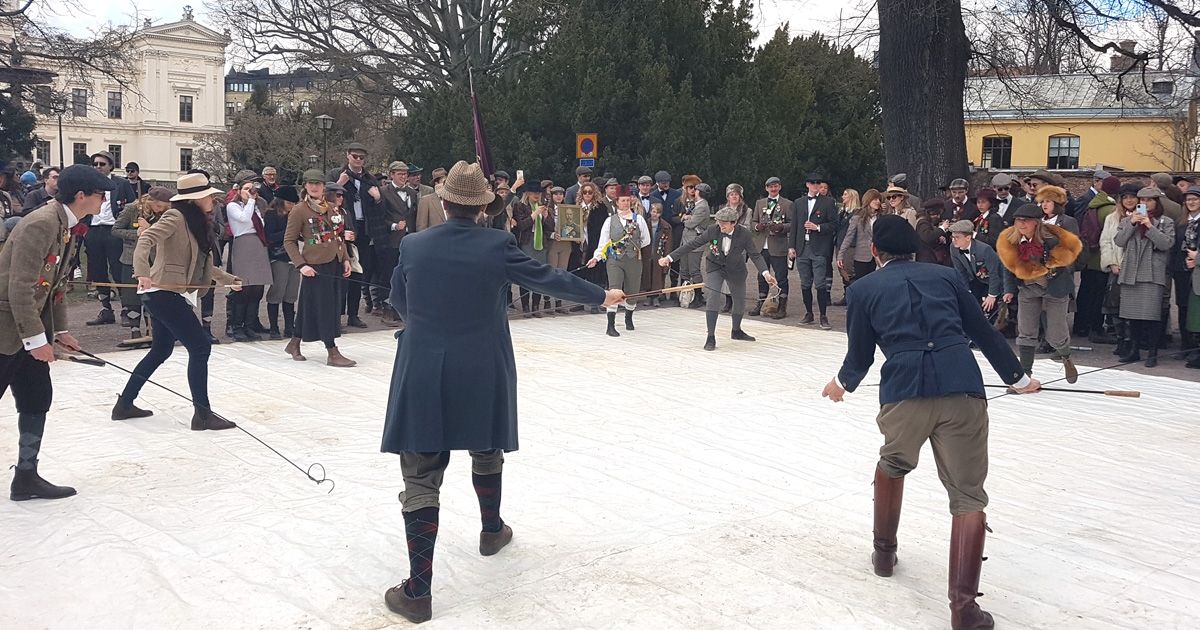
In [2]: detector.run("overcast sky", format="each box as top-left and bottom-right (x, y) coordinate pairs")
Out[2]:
(42, 0), (865, 49)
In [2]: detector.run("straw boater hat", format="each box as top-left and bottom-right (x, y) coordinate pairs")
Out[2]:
(170, 172), (223, 201)
(437, 160), (496, 207)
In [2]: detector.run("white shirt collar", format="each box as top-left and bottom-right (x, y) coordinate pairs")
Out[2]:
(61, 202), (79, 228)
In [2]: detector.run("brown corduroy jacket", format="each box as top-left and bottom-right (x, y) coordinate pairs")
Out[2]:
(283, 199), (349, 266)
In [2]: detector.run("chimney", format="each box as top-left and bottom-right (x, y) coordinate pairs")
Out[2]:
(1110, 40), (1138, 72)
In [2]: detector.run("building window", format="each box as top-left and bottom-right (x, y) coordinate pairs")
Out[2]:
(236, 102), (243, 112)
(1047, 135), (1080, 169)
(300, 101), (311, 114)
(107, 91), (122, 119)
(179, 95), (194, 123)
(226, 102), (236, 117)
(71, 88), (87, 117)
(34, 86), (51, 114)
(72, 142), (88, 162)
(35, 141), (50, 164)
(180, 148), (193, 172)
(318, 82), (326, 89)
(275, 102), (285, 115)
(108, 145), (122, 168)
(981, 135), (1012, 169)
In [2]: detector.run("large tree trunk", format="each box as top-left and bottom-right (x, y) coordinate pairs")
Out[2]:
(877, 0), (971, 200)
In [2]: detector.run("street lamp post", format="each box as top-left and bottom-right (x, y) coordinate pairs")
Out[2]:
(309, 155), (318, 167)
(314, 114), (334, 173)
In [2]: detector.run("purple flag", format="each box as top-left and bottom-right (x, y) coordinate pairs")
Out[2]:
(472, 91), (495, 179)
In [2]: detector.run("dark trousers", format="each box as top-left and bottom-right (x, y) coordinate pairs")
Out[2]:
(121, 291), (212, 408)
(0, 349), (53, 414)
(852, 260), (877, 282)
(1074, 268), (1107, 335)
(758, 250), (791, 296)
(84, 225), (123, 305)
(373, 244), (399, 307)
(345, 219), (374, 314)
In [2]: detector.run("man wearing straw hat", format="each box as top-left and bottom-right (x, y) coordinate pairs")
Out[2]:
(380, 160), (625, 623)
(0, 165), (114, 501)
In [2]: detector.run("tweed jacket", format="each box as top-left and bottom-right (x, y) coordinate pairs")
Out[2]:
(838, 214), (876, 264)
(415, 191), (447, 232)
(752, 196), (794, 255)
(283, 199), (350, 266)
(669, 224), (768, 278)
(1114, 215), (1174, 288)
(0, 201), (78, 355)
(112, 202), (143, 265)
(133, 209), (239, 297)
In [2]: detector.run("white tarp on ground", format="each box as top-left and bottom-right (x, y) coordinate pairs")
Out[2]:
(1, 308), (1198, 629)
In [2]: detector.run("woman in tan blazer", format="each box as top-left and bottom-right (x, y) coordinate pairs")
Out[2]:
(113, 172), (242, 431)
(282, 170), (354, 367)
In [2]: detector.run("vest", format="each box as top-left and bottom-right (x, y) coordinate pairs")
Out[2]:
(608, 212), (642, 260)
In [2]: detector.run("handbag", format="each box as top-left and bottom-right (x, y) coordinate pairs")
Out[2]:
(1103, 274), (1121, 310)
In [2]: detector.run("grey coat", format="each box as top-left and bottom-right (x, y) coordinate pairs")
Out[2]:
(1115, 215), (1174, 288)
(837, 214), (876, 263)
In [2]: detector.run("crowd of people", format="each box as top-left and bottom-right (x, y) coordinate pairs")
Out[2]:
(3, 153), (1198, 371)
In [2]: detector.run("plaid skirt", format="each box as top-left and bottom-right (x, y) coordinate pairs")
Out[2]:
(1118, 281), (1164, 321)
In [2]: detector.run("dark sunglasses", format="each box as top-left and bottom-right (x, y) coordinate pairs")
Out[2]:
(333, 192), (344, 197)
(349, 154), (366, 160)
(93, 162), (110, 167)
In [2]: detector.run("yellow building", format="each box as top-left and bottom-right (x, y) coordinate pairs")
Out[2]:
(224, 68), (332, 120)
(964, 71), (1199, 173)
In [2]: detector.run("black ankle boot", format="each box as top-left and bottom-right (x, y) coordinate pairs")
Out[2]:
(10, 461), (76, 501)
(606, 312), (619, 337)
(625, 310), (634, 331)
(703, 335), (716, 351)
(1145, 348), (1159, 368)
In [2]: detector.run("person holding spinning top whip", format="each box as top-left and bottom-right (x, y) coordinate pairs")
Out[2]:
(380, 161), (625, 623)
(0, 165), (114, 500)
(660, 205), (776, 351)
(821, 215), (1041, 630)
(112, 171), (244, 431)
(587, 192), (650, 337)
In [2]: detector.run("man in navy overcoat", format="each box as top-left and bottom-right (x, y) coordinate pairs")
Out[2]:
(381, 161), (623, 623)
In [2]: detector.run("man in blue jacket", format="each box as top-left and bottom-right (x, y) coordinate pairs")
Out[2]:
(822, 215), (1041, 630)
(381, 160), (624, 623)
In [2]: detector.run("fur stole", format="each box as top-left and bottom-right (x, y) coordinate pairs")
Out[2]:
(996, 224), (1083, 280)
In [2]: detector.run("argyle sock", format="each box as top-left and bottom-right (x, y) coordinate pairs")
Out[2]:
(801, 288), (814, 313)
(16, 412), (47, 471)
(706, 309), (719, 335)
(403, 507), (439, 598)
(473, 472), (504, 533)
(817, 289), (831, 317)
(732, 313), (744, 331)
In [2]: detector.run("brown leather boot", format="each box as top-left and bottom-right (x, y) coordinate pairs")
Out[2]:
(873, 466), (904, 577)
(326, 346), (357, 368)
(191, 407), (237, 431)
(284, 337), (306, 361)
(949, 511), (994, 630)
(111, 394), (154, 420)
(384, 580), (433, 623)
(480, 524), (514, 556)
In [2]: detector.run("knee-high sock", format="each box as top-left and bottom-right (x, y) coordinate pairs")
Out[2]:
(282, 302), (295, 333)
(706, 310), (719, 335)
(732, 313), (744, 331)
(16, 412), (47, 471)
(473, 472), (504, 533)
(403, 507), (439, 598)
(817, 289), (830, 317)
(267, 302), (280, 330)
(1018, 345), (1036, 375)
(801, 288), (814, 313)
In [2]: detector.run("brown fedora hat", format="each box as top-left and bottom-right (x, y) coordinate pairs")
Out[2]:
(437, 161), (495, 207)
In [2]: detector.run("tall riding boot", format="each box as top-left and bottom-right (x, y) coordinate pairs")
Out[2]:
(282, 302), (296, 338)
(230, 302), (250, 342)
(606, 312), (620, 337)
(771, 295), (789, 320)
(749, 295), (765, 316)
(625, 309), (635, 331)
(267, 303), (281, 340)
(1119, 322), (1142, 363)
(1113, 320), (1129, 356)
(948, 511), (995, 630)
(872, 466), (904, 577)
(242, 300), (263, 341)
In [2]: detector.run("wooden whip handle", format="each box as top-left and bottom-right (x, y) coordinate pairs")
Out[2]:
(1105, 390), (1141, 398)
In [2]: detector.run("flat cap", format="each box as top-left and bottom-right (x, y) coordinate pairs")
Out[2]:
(1150, 172), (1173, 188)
(494, 170), (510, 180)
(806, 172), (826, 184)
(1030, 169), (1060, 185)
(638, 175), (653, 185)
(147, 186), (174, 203)
(551, 186), (565, 194)
(388, 161), (409, 172)
(1185, 185), (1200, 197)
(576, 165), (593, 176)
(765, 176), (781, 186)
(948, 220), (975, 234)
(1093, 169), (1111, 180)
(948, 178), (969, 189)
(345, 142), (368, 154)
(1118, 183), (1143, 198)
(872, 214), (919, 255)
(990, 173), (1013, 187)
(1138, 186), (1163, 198)
(1013, 203), (1044, 219)
(889, 173), (908, 186)
(654, 170), (671, 183)
(301, 169), (326, 183)
(714, 206), (739, 222)
(58, 164), (117, 200)
(324, 182), (346, 193)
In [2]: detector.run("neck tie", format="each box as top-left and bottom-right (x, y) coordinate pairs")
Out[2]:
(251, 209), (267, 246)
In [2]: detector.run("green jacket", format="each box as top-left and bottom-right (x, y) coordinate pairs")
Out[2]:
(1085, 192), (1116, 271)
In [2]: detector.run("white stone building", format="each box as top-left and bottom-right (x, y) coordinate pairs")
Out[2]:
(18, 14), (229, 182)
